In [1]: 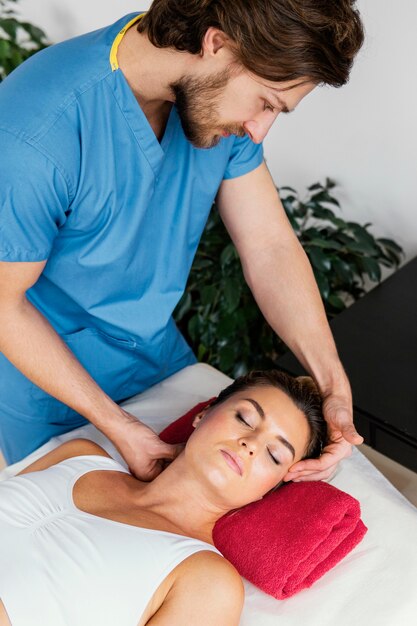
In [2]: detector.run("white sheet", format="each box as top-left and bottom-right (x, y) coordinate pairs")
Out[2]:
(1, 363), (417, 626)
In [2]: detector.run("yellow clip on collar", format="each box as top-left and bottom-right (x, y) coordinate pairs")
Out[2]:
(109, 13), (146, 71)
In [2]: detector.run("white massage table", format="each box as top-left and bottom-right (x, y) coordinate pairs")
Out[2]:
(1, 363), (417, 625)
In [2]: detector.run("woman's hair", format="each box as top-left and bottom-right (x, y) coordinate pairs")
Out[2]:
(208, 369), (328, 460)
(138, 0), (364, 87)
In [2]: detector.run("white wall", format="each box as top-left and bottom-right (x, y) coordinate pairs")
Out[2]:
(264, 0), (417, 263)
(17, 0), (417, 262)
(18, 0), (151, 42)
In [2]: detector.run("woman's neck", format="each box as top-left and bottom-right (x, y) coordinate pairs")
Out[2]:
(132, 453), (232, 544)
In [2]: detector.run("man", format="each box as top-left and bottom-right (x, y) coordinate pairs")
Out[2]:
(0, 1), (364, 482)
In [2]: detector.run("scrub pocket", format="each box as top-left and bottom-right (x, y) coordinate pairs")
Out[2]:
(29, 327), (143, 414)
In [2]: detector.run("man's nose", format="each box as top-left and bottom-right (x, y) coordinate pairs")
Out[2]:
(243, 113), (278, 143)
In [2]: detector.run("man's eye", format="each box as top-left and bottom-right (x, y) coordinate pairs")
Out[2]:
(268, 449), (281, 465)
(263, 101), (275, 113)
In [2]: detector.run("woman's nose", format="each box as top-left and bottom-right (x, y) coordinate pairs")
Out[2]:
(240, 439), (256, 456)
(243, 113), (278, 143)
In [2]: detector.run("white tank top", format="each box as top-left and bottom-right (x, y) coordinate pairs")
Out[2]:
(0, 455), (222, 626)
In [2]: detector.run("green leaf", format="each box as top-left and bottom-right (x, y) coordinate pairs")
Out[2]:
(220, 243), (236, 267)
(10, 47), (22, 66)
(314, 272), (331, 300)
(378, 257), (394, 268)
(360, 257), (381, 282)
(233, 361), (248, 378)
(347, 225), (379, 254)
(309, 190), (340, 207)
(19, 22), (48, 43)
(380, 247), (401, 267)
(307, 182), (323, 191)
(353, 241), (379, 255)
(174, 292), (192, 322)
(217, 313), (237, 336)
(219, 345), (236, 371)
(187, 315), (200, 343)
(0, 38), (10, 58)
(286, 211), (299, 232)
(335, 232), (355, 246)
(377, 238), (403, 254)
(281, 194), (297, 203)
(303, 227), (321, 239)
(305, 204), (337, 222)
(347, 222), (375, 243)
(279, 186), (297, 193)
(192, 258), (213, 270)
(295, 201), (308, 218)
(201, 285), (216, 306)
(224, 278), (241, 313)
(325, 177), (337, 189)
(330, 216), (347, 229)
(308, 247), (332, 272)
(328, 294), (346, 310)
(0, 18), (18, 38)
(332, 258), (353, 284)
(308, 238), (343, 250)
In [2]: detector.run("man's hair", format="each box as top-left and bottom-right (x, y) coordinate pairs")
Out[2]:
(138, 0), (364, 87)
(208, 369), (328, 460)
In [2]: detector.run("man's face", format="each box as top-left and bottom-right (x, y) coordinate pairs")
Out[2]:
(170, 66), (315, 149)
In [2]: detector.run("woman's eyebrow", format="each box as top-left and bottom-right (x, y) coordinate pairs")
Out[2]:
(243, 398), (296, 460)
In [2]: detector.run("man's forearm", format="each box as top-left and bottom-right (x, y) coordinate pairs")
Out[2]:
(242, 235), (344, 393)
(0, 297), (129, 436)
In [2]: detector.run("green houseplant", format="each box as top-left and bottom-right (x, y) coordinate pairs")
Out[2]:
(0, 0), (49, 81)
(174, 178), (404, 377)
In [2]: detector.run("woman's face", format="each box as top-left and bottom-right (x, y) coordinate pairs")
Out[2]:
(187, 384), (311, 509)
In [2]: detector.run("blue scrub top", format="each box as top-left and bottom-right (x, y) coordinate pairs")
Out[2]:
(0, 13), (263, 425)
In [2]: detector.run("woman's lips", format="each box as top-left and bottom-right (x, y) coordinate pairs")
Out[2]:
(220, 450), (243, 476)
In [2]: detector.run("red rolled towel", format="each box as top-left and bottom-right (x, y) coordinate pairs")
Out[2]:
(160, 399), (368, 599)
(212, 480), (367, 599)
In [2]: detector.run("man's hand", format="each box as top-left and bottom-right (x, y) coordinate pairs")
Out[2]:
(283, 371), (364, 483)
(111, 410), (184, 481)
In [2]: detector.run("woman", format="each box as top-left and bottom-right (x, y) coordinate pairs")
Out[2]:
(0, 370), (327, 626)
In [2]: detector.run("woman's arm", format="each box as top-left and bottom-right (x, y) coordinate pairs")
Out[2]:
(145, 551), (244, 626)
(16, 438), (111, 475)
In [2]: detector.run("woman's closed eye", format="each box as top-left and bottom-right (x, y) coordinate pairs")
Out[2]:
(235, 411), (252, 428)
(268, 450), (281, 465)
(234, 411), (281, 465)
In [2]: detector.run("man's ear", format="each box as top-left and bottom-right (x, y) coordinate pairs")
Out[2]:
(201, 27), (229, 56)
(200, 26), (238, 65)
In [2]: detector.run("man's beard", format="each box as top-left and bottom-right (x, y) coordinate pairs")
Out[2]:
(170, 67), (246, 149)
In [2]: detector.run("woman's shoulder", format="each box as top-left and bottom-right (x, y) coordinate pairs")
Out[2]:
(175, 549), (243, 590)
(149, 551), (244, 626)
(17, 438), (111, 476)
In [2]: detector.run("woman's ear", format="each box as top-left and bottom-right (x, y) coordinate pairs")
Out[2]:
(192, 409), (207, 428)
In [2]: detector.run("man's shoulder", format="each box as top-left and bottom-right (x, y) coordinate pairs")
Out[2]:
(0, 15), (133, 144)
